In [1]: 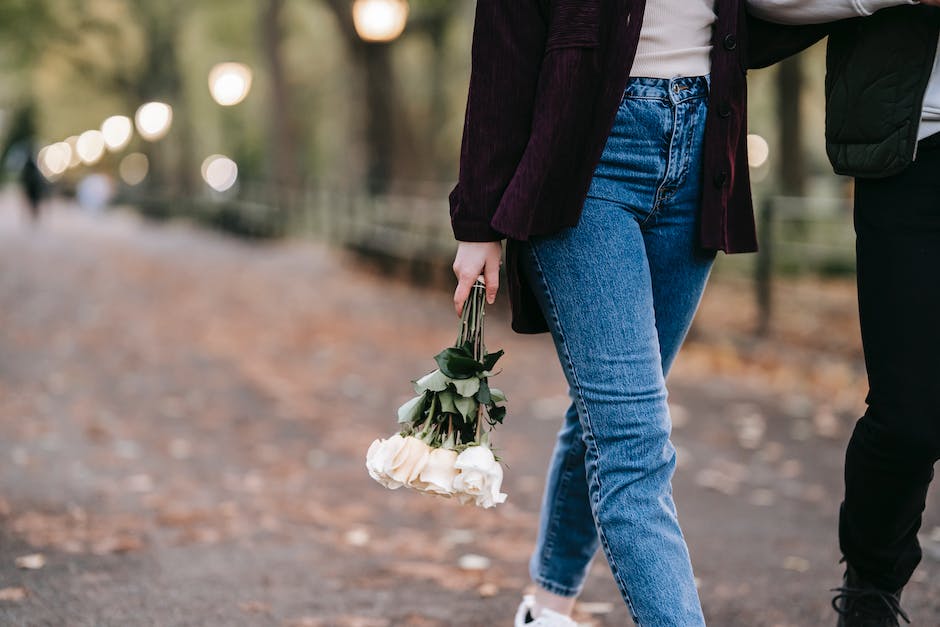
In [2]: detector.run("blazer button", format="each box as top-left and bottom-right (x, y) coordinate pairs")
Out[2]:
(723, 34), (737, 51)
(718, 103), (732, 118)
(713, 171), (729, 187)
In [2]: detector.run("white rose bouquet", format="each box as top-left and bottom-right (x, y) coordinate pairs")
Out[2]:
(366, 279), (508, 508)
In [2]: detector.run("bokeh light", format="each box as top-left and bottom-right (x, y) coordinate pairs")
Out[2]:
(135, 102), (173, 141)
(201, 154), (238, 192)
(119, 153), (149, 186)
(748, 134), (770, 169)
(77, 130), (106, 165)
(352, 0), (409, 43)
(101, 115), (133, 151)
(208, 63), (253, 106)
(64, 135), (82, 168)
(37, 142), (72, 180)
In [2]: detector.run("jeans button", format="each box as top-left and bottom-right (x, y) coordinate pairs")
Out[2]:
(723, 34), (737, 51)
(718, 103), (732, 119)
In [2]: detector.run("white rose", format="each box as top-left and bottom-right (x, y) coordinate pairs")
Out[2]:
(413, 448), (459, 496)
(366, 434), (407, 489)
(385, 436), (431, 488)
(453, 444), (507, 508)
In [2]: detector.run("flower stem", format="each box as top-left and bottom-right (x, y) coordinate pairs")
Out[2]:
(457, 279), (487, 360)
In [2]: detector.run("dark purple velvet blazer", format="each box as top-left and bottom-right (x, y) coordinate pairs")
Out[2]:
(449, 0), (824, 334)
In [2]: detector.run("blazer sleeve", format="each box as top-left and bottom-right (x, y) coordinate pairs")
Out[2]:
(448, 0), (548, 242)
(745, 14), (831, 69)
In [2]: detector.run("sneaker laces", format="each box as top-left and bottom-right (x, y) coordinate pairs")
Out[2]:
(830, 585), (910, 625)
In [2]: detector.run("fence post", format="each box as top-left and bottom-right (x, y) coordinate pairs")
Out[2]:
(755, 196), (774, 337)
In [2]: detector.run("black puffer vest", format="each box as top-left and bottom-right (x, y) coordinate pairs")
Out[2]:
(825, 4), (940, 178)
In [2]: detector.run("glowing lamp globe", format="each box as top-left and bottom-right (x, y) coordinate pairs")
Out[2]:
(352, 0), (409, 43)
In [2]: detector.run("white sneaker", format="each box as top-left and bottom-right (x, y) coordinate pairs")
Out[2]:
(513, 594), (578, 627)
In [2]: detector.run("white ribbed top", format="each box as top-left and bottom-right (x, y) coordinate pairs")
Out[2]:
(630, 0), (717, 78)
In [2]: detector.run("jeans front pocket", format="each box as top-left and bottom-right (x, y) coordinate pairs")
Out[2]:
(586, 93), (672, 221)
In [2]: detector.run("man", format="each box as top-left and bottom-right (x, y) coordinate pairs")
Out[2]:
(749, 1), (940, 625)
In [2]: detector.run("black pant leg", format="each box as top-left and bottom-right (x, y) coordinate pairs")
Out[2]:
(839, 144), (940, 592)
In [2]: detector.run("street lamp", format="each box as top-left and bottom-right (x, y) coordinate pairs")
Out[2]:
(208, 62), (253, 106)
(135, 102), (173, 141)
(747, 134), (770, 169)
(37, 143), (71, 180)
(101, 115), (133, 152)
(352, 0), (409, 43)
(201, 154), (238, 192)
(76, 130), (106, 165)
(119, 153), (149, 186)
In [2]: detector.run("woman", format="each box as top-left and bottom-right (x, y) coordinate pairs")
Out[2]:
(449, 2), (799, 625)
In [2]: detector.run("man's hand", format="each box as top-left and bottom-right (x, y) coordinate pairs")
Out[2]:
(452, 241), (502, 316)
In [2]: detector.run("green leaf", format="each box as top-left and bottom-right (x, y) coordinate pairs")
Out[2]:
(397, 394), (427, 424)
(437, 389), (458, 415)
(450, 376), (480, 398)
(414, 369), (449, 394)
(476, 379), (491, 404)
(489, 388), (507, 403)
(434, 346), (484, 379)
(482, 350), (504, 371)
(455, 395), (478, 420)
(488, 405), (507, 424)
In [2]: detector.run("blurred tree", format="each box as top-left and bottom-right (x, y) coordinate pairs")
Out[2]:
(123, 0), (198, 197)
(0, 1), (60, 68)
(0, 0), (197, 196)
(776, 57), (806, 197)
(0, 0), (93, 151)
(261, 0), (301, 197)
(317, 0), (462, 192)
(408, 0), (463, 180)
(318, 0), (401, 194)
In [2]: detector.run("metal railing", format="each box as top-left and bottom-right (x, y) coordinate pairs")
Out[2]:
(127, 184), (859, 331)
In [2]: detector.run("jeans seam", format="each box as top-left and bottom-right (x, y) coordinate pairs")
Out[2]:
(645, 99), (680, 227)
(676, 103), (699, 191)
(537, 444), (579, 571)
(527, 242), (642, 626)
(622, 95), (672, 104)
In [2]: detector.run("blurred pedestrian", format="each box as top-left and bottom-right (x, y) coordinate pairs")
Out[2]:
(449, 2), (805, 625)
(19, 150), (44, 224)
(750, 1), (940, 625)
(76, 173), (114, 214)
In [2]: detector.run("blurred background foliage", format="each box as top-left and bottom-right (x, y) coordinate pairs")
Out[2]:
(0, 1), (846, 276)
(0, 0), (476, 189)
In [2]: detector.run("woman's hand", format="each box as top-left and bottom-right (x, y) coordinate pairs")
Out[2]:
(452, 241), (502, 316)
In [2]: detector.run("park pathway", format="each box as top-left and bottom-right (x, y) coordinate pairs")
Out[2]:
(0, 192), (936, 626)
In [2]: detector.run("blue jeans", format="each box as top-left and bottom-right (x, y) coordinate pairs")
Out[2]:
(521, 76), (714, 626)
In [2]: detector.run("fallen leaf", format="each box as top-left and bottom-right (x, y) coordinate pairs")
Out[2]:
(477, 582), (499, 597)
(0, 587), (26, 601)
(91, 534), (144, 555)
(15, 553), (45, 570)
(239, 600), (270, 614)
(749, 489), (776, 507)
(782, 556), (810, 573)
(344, 528), (370, 547)
(458, 554), (490, 571)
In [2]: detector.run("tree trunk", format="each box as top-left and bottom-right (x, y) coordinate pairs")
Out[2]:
(261, 0), (301, 199)
(776, 57), (805, 197)
(320, 0), (402, 195)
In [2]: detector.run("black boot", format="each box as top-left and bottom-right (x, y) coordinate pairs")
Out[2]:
(832, 563), (910, 626)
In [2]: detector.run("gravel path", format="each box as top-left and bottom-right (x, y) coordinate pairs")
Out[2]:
(0, 193), (936, 626)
